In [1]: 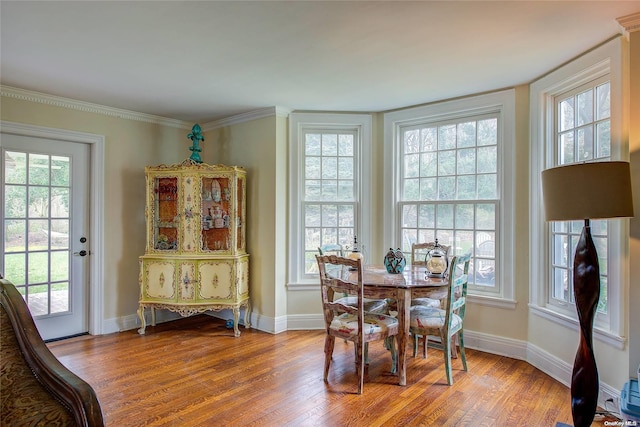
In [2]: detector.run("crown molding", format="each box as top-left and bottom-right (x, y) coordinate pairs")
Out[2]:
(0, 85), (192, 129)
(1, 85), (292, 130)
(617, 12), (640, 33)
(202, 106), (291, 131)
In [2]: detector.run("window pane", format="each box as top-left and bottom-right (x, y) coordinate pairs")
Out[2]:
(4, 185), (27, 218)
(5, 151), (27, 184)
(305, 205), (321, 226)
(306, 157), (320, 179)
(321, 205), (337, 227)
(404, 129), (420, 153)
(404, 154), (420, 178)
(457, 148), (475, 174)
(418, 204), (435, 229)
(305, 134), (321, 155)
(29, 154), (50, 185)
(456, 204), (474, 229)
(51, 156), (70, 186)
(438, 150), (456, 176)
(477, 174), (497, 199)
(559, 131), (575, 164)
(337, 158), (353, 179)
(477, 119), (497, 146)
(402, 204), (417, 228)
(577, 125), (594, 161)
(321, 134), (337, 156)
(438, 125), (456, 150)
(559, 97), (574, 132)
(322, 157), (337, 179)
(338, 134), (353, 156)
(576, 90), (593, 126)
(29, 186), (49, 218)
(596, 82), (610, 120)
(51, 188), (69, 218)
(596, 121), (611, 158)
(477, 146), (497, 173)
(419, 178), (437, 201)
(420, 152), (437, 176)
(437, 176), (455, 200)
(457, 175), (476, 200)
(457, 121), (476, 148)
(338, 205), (354, 227)
(436, 204), (453, 229)
(421, 127), (437, 151)
(337, 181), (353, 201)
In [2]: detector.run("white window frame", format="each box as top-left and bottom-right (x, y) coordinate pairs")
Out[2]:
(288, 113), (372, 290)
(383, 90), (516, 308)
(529, 37), (628, 348)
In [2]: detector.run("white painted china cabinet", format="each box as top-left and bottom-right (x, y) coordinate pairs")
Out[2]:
(138, 160), (250, 337)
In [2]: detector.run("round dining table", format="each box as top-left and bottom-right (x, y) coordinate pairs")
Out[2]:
(327, 264), (449, 386)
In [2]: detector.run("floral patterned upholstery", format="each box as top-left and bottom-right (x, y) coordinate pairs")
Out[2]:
(409, 306), (462, 330)
(330, 312), (399, 336)
(410, 297), (441, 308)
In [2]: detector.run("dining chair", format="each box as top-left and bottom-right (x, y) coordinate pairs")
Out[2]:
(317, 245), (388, 315)
(410, 242), (452, 308)
(316, 254), (399, 394)
(318, 243), (344, 256)
(409, 253), (471, 385)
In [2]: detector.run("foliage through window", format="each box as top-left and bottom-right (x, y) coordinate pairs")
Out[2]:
(303, 130), (357, 274)
(399, 115), (499, 291)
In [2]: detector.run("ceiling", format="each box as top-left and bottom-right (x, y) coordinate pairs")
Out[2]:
(1, 1), (639, 123)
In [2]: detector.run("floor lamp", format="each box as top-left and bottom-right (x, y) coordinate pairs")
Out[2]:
(542, 161), (634, 427)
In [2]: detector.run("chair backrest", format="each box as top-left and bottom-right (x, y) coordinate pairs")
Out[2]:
(318, 244), (344, 257)
(316, 254), (363, 333)
(443, 253), (472, 329)
(411, 241), (451, 266)
(0, 278), (105, 426)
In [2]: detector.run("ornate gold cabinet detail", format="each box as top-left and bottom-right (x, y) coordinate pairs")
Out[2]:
(138, 161), (250, 337)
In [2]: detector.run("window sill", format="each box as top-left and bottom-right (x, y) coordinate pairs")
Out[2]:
(529, 304), (626, 350)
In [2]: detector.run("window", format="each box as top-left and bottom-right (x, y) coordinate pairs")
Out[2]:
(288, 113), (372, 288)
(530, 37), (627, 342)
(399, 116), (498, 290)
(550, 79), (612, 313)
(384, 90), (515, 304)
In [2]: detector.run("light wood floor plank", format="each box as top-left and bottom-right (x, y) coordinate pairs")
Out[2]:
(47, 315), (614, 426)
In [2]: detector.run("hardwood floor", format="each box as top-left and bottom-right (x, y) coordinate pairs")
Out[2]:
(47, 315), (606, 426)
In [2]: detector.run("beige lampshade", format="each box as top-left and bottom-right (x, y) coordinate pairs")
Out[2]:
(541, 161), (634, 221)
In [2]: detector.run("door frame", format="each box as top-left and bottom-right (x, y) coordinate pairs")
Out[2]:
(1, 120), (105, 335)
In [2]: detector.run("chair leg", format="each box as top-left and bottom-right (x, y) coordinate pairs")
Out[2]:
(458, 330), (467, 372)
(355, 339), (365, 395)
(384, 336), (397, 374)
(324, 335), (335, 382)
(422, 334), (428, 358)
(443, 333), (454, 385)
(354, 342), (370, 365)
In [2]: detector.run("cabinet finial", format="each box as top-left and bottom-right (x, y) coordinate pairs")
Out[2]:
(187, 123), (204, 164)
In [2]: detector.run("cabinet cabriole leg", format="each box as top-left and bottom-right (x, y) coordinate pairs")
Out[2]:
(137, 305), (146, 335)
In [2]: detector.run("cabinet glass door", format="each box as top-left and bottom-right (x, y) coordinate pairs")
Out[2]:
(237, 177), (245, 252)
(154, 177), (178, 250)
(201, 177), (230, 251)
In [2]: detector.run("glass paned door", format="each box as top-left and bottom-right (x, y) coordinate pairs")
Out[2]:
(1, 133), (89, 340)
